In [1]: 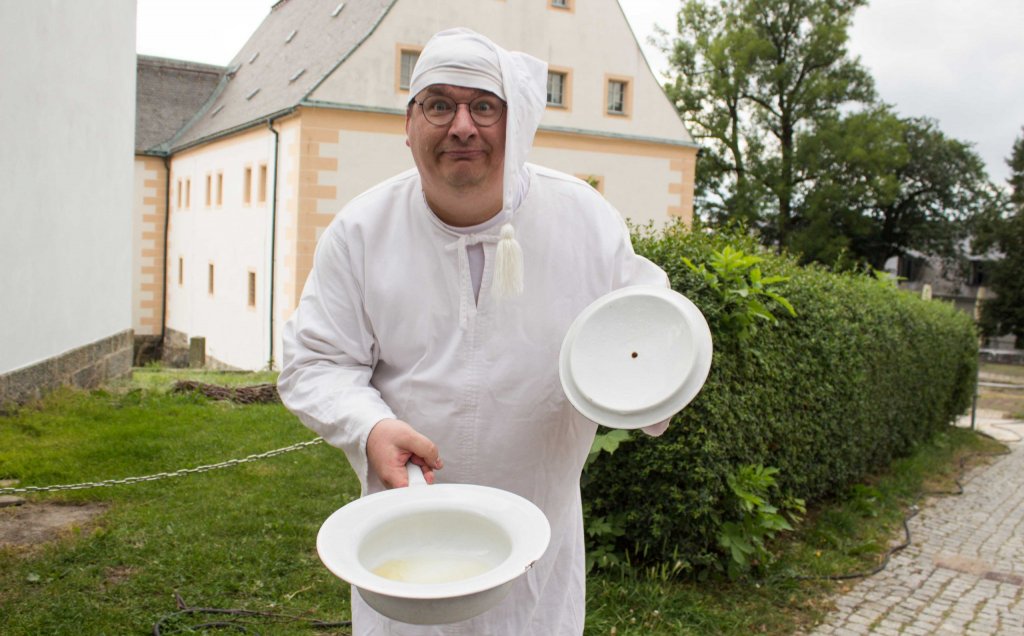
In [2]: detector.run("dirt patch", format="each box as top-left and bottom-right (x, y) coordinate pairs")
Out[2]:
(0, 501), (107, 549)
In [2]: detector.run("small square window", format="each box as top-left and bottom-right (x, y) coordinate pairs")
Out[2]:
(399, 50), (420, 91)
(607, 79), (628, 115)
(552, 0), (570, 8)
(547, 72), (566, 107)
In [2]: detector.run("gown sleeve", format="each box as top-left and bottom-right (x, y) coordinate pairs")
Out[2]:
(277, 223), (395, 487)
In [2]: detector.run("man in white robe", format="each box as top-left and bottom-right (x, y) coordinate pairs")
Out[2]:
(278, 28), (672, 635)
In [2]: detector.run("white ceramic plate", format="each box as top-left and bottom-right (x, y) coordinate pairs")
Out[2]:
(559, 286), (712, 429)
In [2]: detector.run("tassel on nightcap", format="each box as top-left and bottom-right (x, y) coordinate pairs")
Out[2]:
(491, 223), (523, 299)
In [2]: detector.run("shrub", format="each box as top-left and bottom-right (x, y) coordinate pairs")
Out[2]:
(582, 222), (978, 574)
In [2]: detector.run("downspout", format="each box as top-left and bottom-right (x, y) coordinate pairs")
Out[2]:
(159, 154), (171, 362)
(266, 118), (281, 370)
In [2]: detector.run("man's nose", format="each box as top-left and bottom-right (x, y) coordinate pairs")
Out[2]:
(448, 103), (478, 139)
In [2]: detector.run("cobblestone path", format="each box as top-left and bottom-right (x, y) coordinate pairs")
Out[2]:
(807, 417), (1024, 635)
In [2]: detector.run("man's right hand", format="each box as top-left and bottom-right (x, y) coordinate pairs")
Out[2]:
(366, 418), (443, 488)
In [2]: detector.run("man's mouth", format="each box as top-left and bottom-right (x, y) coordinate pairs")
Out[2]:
(440, 148), (486, 161)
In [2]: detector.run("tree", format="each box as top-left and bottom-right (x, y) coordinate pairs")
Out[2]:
(979, 128), (1024, 344)
(792, 107), (996, 269)
(665, 0), (874, 248)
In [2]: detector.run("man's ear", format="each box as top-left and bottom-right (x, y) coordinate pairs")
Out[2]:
(405, 114), (412, 147)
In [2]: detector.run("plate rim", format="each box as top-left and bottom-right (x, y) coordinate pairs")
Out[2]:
(559, 285), (712, 429)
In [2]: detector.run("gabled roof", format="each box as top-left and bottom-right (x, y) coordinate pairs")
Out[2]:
(169, 0), (396, 151)
(135, 55), (225, 154)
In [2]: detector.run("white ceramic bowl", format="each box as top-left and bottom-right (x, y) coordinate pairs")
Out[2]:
(317, 469), (550, 625)
(559, 285), (713, 428)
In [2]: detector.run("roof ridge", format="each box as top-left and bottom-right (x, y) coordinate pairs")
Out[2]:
(162, 69), (237, 153)
(137, 54), (227, 74)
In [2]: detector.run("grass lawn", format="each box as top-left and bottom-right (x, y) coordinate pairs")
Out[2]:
(0, 368), (1007, 635)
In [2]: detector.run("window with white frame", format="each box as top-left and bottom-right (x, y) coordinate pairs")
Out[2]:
(399, 50), (420, 91)
(607, 79), (628, 115)
(552, 0), (570, 8)
(547, 71), (567, 107)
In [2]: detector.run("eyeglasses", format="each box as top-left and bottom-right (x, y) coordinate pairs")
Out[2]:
(412, 94), (506, 127)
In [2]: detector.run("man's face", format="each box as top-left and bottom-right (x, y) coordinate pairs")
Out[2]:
(406, 84), (507, 207)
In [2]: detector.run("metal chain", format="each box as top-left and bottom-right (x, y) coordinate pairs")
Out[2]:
(0, 438), (324, 495)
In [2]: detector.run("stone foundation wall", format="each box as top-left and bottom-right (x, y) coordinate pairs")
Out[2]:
(161, 327), (190, 368)
(133, 334), (163, 366)
(0, 330), (134, 406)
(160, 328), (241, 370)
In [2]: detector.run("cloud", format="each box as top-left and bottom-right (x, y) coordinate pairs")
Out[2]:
(848, 0), (1024, 185)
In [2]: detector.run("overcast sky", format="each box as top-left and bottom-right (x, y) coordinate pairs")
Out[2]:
(136, 0), (1023, 187)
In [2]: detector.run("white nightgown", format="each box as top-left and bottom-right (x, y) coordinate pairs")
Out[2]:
(279, 162), (669, 635)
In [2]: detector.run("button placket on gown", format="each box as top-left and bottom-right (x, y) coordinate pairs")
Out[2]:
(443, 232), (499, 484)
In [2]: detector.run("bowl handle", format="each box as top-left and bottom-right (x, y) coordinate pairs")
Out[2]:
(406, 462), (428, 487)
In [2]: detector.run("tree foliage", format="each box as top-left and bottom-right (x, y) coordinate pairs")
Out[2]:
(665, 0), (997, 271)
(666, 0), (874, 246)
(794, 108), (996, 269)
(978, 128), (1024, 344)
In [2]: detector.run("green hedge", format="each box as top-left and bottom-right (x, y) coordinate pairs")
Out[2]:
(582, 223), (978, 572)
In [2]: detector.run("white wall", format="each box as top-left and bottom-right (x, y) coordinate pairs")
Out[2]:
(164, 128), (276, 370)
(0, 1), (137, 374)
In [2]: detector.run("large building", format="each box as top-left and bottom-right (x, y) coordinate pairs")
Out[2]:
(0, 1), (137, 404)
(134, 0), (699, 370)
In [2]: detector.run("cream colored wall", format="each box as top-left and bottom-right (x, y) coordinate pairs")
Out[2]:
(532, 129), (697, 226)
(277, 107), (411, 328)
(164, 127), (277, 370)
(279, 104), (695, 306)
(159, 0), (702, 370)
(0, 1), (135, 375)
(309, 0), (692, 144)
(306, 0), (697, 227)
(273, 115), (302, 371)
(132, 156), (167, 336)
